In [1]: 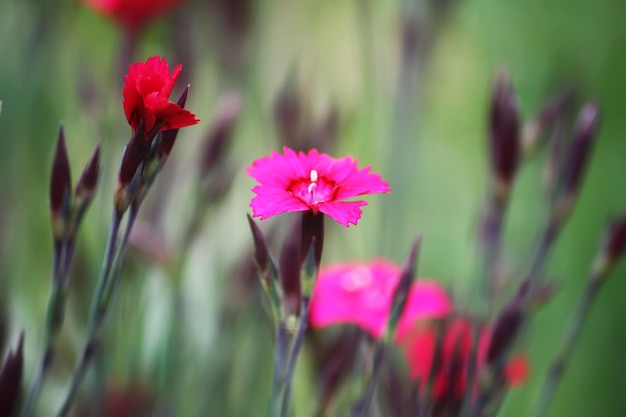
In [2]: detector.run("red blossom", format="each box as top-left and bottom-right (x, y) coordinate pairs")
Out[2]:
(398, 318), (529, 404)
(247, 147), (390, 227)
(85, 0), (184, 33)
(76, 383), (154, 417)
(123, 56), (199, 138)
(309, 260), (452, 338)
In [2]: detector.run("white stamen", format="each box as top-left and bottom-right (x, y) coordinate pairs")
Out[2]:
(310, 169), (319, 182)
(308, 182), (317, 194)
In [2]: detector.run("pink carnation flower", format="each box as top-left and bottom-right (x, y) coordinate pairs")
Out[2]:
(309, 259), (452, 338)
(246, 147), (390, 227)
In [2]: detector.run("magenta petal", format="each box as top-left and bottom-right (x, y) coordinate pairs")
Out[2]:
(247, 147), (389, 224)
(396, 281), (454, 337)
(250, 192), (310, 219)
(310, 260), (402, 337)
(318, 201), (367, 227)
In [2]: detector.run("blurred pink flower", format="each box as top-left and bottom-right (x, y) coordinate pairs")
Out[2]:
(85, 0), (184, 33)
(247, 147), (390, 227)
(309, 259), (452, 338)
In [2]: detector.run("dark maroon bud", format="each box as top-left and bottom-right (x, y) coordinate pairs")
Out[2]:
(307, 107), (339, 153)
(489, 71), (521, 191)
(50, 126), (72, 220)
(118, 129), (146, 188)
(386, 236), (421, 339)
(535, 90), (575, 132)
(115, 127), (146, 213)
(279, 216), (302, 318)
(158, 86), (189, 160)
(0, 332), (24, 417)
(524, 88), (576, 154)
(203, 168), (236, 203)
(603, 216), (626, 264)
(75, 143), (101, 203)
(247, 214), (271, 278)
(558, 102), (600, 202)
(0, 308), (6, 354)
(486, 306), (523, 365)
(274, 74), (303, 150)
(300, 211), (324, 273)
(199, 93), (242, 177)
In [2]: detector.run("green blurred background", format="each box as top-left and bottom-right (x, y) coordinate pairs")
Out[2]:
(1, 0), (626, 416)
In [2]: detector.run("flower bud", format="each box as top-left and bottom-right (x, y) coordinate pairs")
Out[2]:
(199, 93), (242, 178)
(246, 214), (280, 295)
(489, 71), (521, 198)
(115, 128), (146, 214)
(274, 74), (303, 149)
(50, 126), (72, 236)
(602, 216), (626, 266)
(523, 89), (575, 156)
(385, 236), (421, 342)
(0, 332), (24, 417)
(75, 143), (101, 209)
(486, 305), (523, 366)
(554, 102), (600, 216)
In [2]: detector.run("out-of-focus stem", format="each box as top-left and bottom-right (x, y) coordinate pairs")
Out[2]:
(480, 190), (507, 304)
(279, 298), (310, 417)
(20, 340), (55, 417)
(21, 235), (75, 417)
(268, 323), (291, 417)
(526, 215), (561, 296)
(348, 343), (385, 417)
(55, 205), (141, 417)
(535, 266), (604, 417)
(379, 5), (420, 256)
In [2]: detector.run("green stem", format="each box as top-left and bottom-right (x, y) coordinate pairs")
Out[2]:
(349, 343), (385, 417)
(279, 298), (310, 417)
(54, 206), (141, 417)
(21, 236), (74, 417)
(480, 190), (506, 305)
(268, 323), (291, 417)
(535, 273), (603, 417)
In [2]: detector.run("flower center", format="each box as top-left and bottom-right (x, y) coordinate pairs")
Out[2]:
(341, 266), (374, 292)
(289, 169), (336, 207)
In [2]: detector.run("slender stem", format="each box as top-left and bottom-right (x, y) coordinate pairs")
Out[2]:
(54, 207), (141, 417)
(100, 204), (139, 311)
(526, 217), (560, 291)
(268, 323), (291, 417)
(20, 347), (55, 417)
(86, 210), (123, 336)
(349, 343), (385, 417)
(55, 340), (99, 417)
(461, 324), (480, 417)
(480, 191), (506, 304)
(535, 274), (603, 417)
(21, 235), (74, 417)
(279, 298), (310, 417)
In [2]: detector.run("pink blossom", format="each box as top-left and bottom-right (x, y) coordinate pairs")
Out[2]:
(246, 147), (390, 227)
(309, 259), (452, 338)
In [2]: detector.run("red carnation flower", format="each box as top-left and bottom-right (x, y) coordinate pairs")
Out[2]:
(247, 147), (390, 227)
(398, 318), (528, 409)
(123, 56), (199, 138)
(85, 0), (184, 33)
